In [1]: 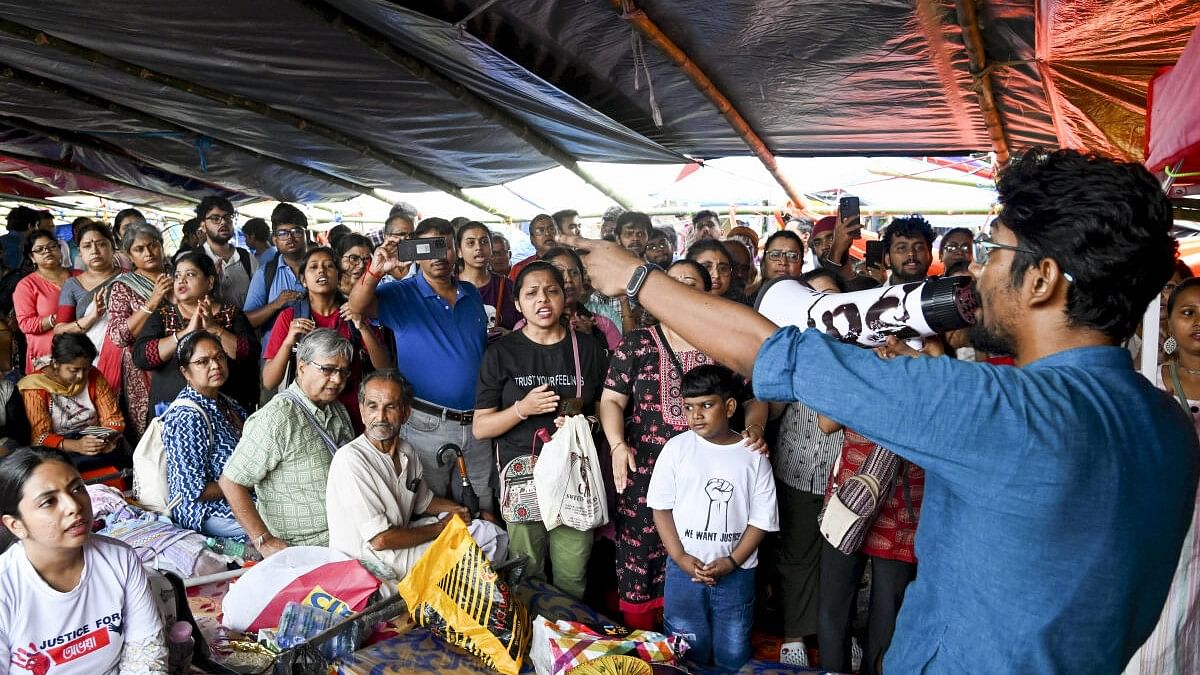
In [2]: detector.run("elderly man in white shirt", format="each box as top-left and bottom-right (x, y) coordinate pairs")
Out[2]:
(326, 370), (506, 579)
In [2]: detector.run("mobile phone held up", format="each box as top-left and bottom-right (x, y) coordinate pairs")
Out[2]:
(839, 196), (862, 238)
(396, 236), (448, 261)
(865, 240), (884, 268)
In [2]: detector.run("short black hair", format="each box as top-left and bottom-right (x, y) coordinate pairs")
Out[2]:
(335, 233), (372, 259)
(5, 205), (38, 233)
(327, 224), (352, 251)
(882, 215), (935, 253)
(616, 211), (652, 238)
(552, 209), (578, 228)
(50, 332), (98, 363)
(196, 196), (235, 221)
(413, 217), (453, 239)
(996, 148), (1175, 341)
(680, 364), (738, 401)
(692, 209), (719, 226)
(241, 217), (269, 242)
(668, 259), (713, 292)
(113, 208), (145, 232)
(271, 203), (308, 230)
(23, 229), (57, 265)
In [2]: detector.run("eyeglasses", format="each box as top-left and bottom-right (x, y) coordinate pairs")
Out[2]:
(491, 250), (510, 259)
(942, 243), (972, 254)
(205, 213), (236, 225)
(341, 254), (368, 266)
(273, 227), (306, 240)
(310, 362), (350, 379)
(530, 226), (557, 238)
(30, 245), (58, 256)
(765, 250), (802, 263)
(976, 240), (1036, 265)
(189, 353), (228, 369)
(384, 230), (411, 240)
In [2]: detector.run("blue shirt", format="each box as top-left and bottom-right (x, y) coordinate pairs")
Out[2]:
(753, 327), (1199, 674)
(162, 387), (248, 532)
(254, 245), (277, 269)
(244, 254), (303, 356)
(376, 273), (487, 410)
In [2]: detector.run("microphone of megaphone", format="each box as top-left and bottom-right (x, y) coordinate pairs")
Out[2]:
(755, 275), (978, 348)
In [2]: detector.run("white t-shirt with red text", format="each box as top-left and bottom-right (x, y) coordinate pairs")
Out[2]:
(647, 431), (779, 568)
(0, 536), (163, 675)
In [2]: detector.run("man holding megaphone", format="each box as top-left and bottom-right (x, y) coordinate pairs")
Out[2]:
(562, 148), (1197, 675)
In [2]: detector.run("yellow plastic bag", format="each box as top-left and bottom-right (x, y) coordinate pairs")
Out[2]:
(397, 515), (530, 675)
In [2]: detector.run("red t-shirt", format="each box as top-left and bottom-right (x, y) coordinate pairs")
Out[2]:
(826, 428), (925, 564)
(265, 305), (382, 433)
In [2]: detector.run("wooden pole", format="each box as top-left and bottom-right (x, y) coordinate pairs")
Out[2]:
(610, 0), (809, 211)
(956, 0), (1011, 165)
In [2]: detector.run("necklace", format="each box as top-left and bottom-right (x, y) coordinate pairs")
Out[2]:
(1179, 363), (1200, 377)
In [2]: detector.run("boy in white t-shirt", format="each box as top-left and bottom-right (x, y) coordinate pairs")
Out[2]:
(647, 365), (779, 671)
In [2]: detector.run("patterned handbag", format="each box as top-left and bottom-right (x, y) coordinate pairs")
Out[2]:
(498, 329), (583, 524)
(819, 442), (901, 555)
(499, 427), (551, 523)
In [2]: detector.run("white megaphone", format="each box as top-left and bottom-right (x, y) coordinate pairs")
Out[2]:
(755, 275), (978, 348)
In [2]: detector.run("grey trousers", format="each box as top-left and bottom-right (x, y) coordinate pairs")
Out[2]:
(403, 406), (496, 515)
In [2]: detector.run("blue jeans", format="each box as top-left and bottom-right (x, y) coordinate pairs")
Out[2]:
(402, 407), (496, 515)
(201, 516), (247, 541)
(663, 558), (755, 671)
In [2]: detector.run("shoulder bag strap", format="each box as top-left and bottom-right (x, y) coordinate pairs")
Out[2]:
(171, 398), (214, 446)
(281, 390), (340, 455)
(1169, 361), (1192, 413)
(570, 327), (582, 399)
(655, 324), (686, 381)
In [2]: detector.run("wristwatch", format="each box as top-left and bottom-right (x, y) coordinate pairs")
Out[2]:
(626, 264), (653, 304)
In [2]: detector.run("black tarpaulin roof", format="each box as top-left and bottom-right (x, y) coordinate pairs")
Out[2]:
(0, 1), (1194, 212)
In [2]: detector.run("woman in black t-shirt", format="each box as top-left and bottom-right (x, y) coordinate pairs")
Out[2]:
(474, 261), (606, 600)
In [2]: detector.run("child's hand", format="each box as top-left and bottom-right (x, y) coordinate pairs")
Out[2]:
(678, 554), (712, 584)
(699, 556), (738, 584)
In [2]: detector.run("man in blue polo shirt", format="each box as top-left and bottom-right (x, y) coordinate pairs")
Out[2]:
(348, 217), (493, 513)
(564, 148), (1199, 674)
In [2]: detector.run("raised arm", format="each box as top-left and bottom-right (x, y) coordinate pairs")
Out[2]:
(348, 240), (404, 318)
(562, 235), (776, 378)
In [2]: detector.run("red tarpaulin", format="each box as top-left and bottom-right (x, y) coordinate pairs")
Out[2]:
(1145, 23), (1200, 181)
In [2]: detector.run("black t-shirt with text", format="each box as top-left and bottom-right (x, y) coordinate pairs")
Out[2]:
(475, 328), (607, 466)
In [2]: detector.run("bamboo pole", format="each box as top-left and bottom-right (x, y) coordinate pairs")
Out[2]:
(294, 0), (641, 209)
(0, 18), (513, 219)
(610, 0), (808, 211)
(956, 0), (1011, 165)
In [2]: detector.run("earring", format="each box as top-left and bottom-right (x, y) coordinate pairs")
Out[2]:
(1165, 336), (1178, 355)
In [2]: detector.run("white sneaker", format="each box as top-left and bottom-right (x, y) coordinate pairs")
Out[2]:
(780, 641), (809, 667)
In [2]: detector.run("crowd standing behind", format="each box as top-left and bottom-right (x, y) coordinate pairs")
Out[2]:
(0, 151), (1197, 674)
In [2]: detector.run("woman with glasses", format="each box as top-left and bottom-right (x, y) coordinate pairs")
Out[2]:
(262, 247), (390, 433)
(599, 259), (768, 630)
(54, 223), (120, 363)
(14, 230), (78, 373)
(132, 251), (258, 424)
(456, 222), (518, 334)
(106, 222), (173, 435)
(685, 239), (738, 301)
(543, 247), (621, 350)
(161, 331), (250, 539)
(748, 231), (806, 298)
(18, 333), (125, 470)
(335, 233), (373, 297)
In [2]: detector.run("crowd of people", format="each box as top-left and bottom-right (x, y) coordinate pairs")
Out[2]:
(0, 147), (1197, 674)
